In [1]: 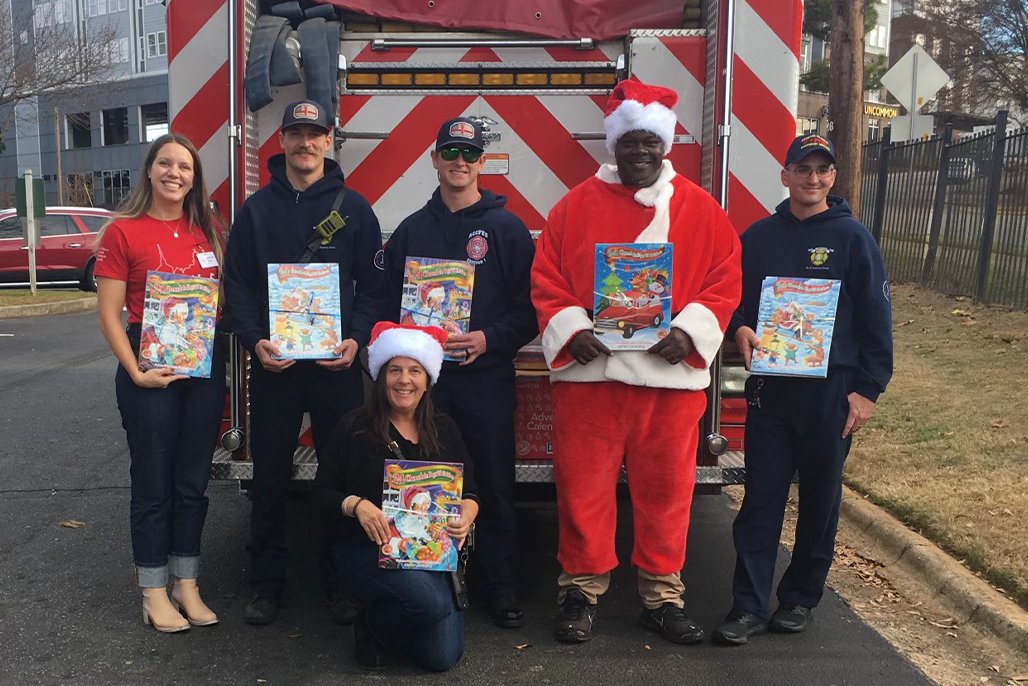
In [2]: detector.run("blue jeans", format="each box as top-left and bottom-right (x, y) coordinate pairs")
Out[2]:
(332, 536), (464, 672)
(115, 326), (226, 588)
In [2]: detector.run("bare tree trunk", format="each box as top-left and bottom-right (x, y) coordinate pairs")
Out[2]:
(828, 0), (865, 208)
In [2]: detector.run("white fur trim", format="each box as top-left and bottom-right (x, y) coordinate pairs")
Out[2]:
(604, 100), (677, 155)
(671, 303), (724, 370)
(594, 160), (677, 243)
(541, 306), (593, 370)
(367, 328), (444, 385)
(549, 352), (712, 390)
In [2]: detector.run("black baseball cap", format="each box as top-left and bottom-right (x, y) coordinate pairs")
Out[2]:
(281, 99), (332, 133)
(784, 134), (837, 166)
(436, 117), (484, 151)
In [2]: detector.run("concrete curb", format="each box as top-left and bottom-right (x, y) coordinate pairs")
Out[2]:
(840, 485), (1028, 657)
(0, 296), (97, 320)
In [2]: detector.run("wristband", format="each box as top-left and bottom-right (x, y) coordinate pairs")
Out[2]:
(351, 497), (367, 517)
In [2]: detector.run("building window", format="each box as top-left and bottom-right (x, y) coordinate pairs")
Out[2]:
(144, 0), (162, 4)
(146, 31), (167, 58)
(68, 112), (91, 149)
(33, 0), (72, 29)
(102, 107), (129, 146)
(95, 170), (131, 209)
(868, 119), (880, 142)
(106, 37), (130, 63)
(87, 0), (105, 17)
(107, 0), (127, 12)
(67, 174), (96, 207)
(796, 117), (820, 136)
(141, 103), (169, 143)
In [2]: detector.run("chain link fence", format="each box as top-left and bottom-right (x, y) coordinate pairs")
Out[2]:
(859, 112), (1028, 307)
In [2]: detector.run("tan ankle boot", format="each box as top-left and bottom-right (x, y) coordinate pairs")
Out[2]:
(172, 579), (219, 626)
(142, 588), (190, 633)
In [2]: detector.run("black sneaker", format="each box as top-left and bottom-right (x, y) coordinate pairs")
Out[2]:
(327, 591), (357, 626)
(769, 604), (812, 633)
(554, 589), (597, 643)
(488, 595), (525, 629)
(244, 592), (280, 625)
(639, 603), (705, 644)
(712, 609), (767, 645)
(353, 609), (387, 671)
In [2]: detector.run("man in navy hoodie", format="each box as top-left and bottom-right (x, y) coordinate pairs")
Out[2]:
(223, 100), (387, 625)
(712, 134), (893, 645)
(383, 117), (537, 628)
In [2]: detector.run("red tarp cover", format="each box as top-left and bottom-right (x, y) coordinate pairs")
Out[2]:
(317, 0), (687, 40)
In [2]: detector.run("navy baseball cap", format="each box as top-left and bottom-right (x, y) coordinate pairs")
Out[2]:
(281, 99), (332, 133)
(784, 134), (837, 166)
(436, 117), (484, 151)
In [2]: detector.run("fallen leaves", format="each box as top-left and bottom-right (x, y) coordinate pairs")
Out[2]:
(514, 643), (531, 651)
(991, 419), (1009, 429)
(59, 520), (85, 529)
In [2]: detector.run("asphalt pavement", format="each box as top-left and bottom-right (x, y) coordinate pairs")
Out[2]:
(0, 312), (934, 686)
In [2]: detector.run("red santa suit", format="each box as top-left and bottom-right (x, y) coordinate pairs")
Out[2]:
(531, 87), (741, 603)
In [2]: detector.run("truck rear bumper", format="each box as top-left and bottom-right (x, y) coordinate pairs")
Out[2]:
(210, 449), (748, 485)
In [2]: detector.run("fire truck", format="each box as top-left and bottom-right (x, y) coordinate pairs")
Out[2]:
(165, 0), (802, 490)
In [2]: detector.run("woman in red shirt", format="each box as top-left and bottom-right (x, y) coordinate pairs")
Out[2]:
(95, 134), (225, 633)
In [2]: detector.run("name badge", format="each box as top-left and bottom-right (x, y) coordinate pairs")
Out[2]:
(197, 251), (218, 269)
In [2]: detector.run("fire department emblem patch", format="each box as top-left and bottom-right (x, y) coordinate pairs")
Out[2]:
(466, 230), (489, 264)
(808, 246), (834, 266)
(450, 121), (475, 139)
(293, 103), (319, 120)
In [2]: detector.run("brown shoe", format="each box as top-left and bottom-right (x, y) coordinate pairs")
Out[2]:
(142, 588), (190, 633)
(171, 579), (219, 626)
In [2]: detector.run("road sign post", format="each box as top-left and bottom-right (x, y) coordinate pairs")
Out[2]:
(15, 170), (45, 296)
(881, 45), (950, 142)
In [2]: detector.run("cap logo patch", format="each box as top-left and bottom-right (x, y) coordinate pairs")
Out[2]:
(449, 122), (475, 139)
(293, 103), (320, 120)
(801, 135), (831, 151)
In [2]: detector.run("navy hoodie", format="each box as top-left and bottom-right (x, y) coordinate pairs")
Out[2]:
(728, 195), (893, 402)
(384, 188), (537, 374)
(222, 154), (387, 352)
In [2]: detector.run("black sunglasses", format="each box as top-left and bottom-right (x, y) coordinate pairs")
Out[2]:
(438, 147), (482, 163)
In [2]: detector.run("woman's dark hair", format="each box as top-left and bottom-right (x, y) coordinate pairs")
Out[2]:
(363, 361), (440, 458)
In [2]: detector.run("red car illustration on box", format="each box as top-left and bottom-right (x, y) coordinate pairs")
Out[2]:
(595, 290), (665, 339)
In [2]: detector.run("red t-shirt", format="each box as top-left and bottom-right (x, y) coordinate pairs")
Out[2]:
(94, 215), (219, 324)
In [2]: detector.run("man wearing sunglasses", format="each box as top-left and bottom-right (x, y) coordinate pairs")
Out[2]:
(383, 116), (537, 629)
(713, 134), (893, 645)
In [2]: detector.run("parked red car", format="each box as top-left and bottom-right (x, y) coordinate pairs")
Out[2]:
(0, 206), (112, 291)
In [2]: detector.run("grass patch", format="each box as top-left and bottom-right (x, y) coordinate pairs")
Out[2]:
(845, 284), (1028, 609)
(0, 289), (92, 307)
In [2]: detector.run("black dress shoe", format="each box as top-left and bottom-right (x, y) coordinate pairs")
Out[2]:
(327, 592), (357, 626)
(487, 595), (525, 629)
(353, 609), (387, 671)
(712, 609), (767, 645)
(244, 592), (280, 625)
(769, 604), (813, 633)
(639, 603), (705, 645)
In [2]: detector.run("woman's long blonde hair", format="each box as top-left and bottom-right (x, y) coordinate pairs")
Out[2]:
(96, 133), (224, 266)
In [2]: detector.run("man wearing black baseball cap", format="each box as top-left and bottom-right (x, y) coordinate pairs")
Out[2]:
(383, 116), (537, 628)
(712, 133), (893, 645)
(223, 98), (387, 625)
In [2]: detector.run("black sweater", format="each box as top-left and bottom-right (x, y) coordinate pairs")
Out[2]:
(728, 196), (893, 402)
(383, 189), (538, 374)
(311, 409), (479, 541)
(222, 154), (387, 352)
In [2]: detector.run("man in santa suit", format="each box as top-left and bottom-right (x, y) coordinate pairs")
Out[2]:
(531, 79), (741, 645)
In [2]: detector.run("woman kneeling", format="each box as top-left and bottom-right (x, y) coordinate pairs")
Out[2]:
(312, 322), (479, 672)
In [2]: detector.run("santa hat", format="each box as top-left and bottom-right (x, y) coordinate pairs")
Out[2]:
(367, 321), (449, 385)
(404, 487), (431, 511)
(603, 78), (679, 156)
